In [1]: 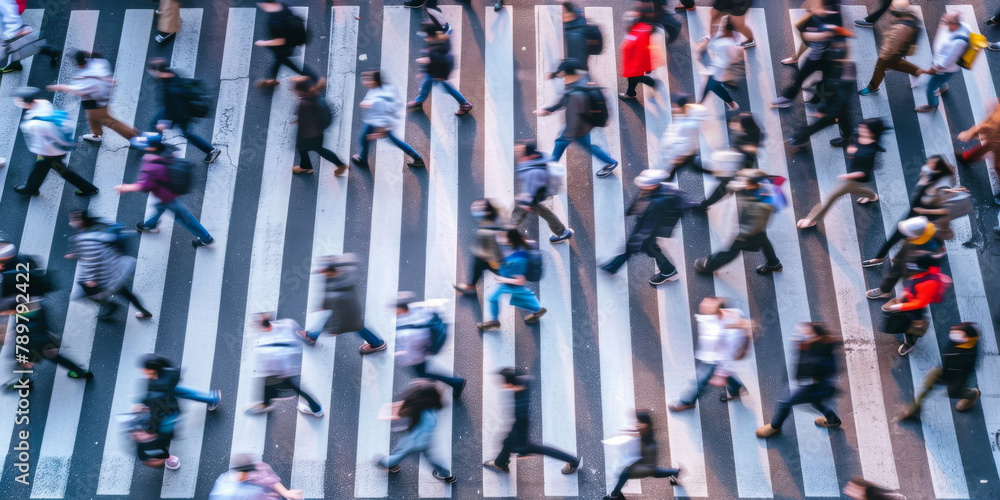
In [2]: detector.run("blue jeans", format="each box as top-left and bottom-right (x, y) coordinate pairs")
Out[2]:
(681, 360), (743, 405)
(413, 361), (464, 390)
(926, 72), (955, 108)
(550, 132), (616, 165)
(174, 386), (218, 405)
(151, 112), (213, 154)
(488, 284), (541, 320)
(770, 382), (840, 429)
(358, 124), (422, 162)
(306, 309), (383, 347)
(143, 198), (213, 243)
(414, 76), (468, 105)
(703, 76), (734, 103)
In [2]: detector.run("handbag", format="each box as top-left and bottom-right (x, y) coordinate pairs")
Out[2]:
(882, 311), (912, 334)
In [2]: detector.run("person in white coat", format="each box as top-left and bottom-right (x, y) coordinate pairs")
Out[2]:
(245, 313), (324, 417)
(658, 99), (710, 181)
(916, 12), (970, 113)
(47, 51), (138, 143)
(351, 70), (424, 168)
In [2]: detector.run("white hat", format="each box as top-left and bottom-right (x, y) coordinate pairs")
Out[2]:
(634, 169), (669, 188)
(898, 216), (929, 238)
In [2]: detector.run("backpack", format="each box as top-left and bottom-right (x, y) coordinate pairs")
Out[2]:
(582, 23), (604, 55)
(32, 110), (75, 152)
(180, 78), (211, 118)
(908, 271), (952, 305)
(283, 11), (309, 47)
(155, 156), (194, 195)
(530, 162), (565, 197)
(511, 248), (544, 282)
(397, 310), (449, 355)
(576, 86), (609, 128)
(315, 97), (333, 131)
(956, 32), (987, 70)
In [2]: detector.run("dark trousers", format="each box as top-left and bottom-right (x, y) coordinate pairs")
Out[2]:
(88, 284), (151, 319)
(296, 135), (344, 170)
(151, 112), (214, 154)
(703, 76), (734, 103)
(782, 58), (831, 99)
(682, 360), (743, 405)
(465, 256), (498, 287)
(268, 46), (316, 81)
(865, 0), (893, 23)
(22, 155), (97, 194)
(793, 107), (851, 143)
(625, 75), (655, 96)
(770, 382), (840, 429)
(263, 376), (321, 413)
(413, 361), (463, 391)
(701, 177), (733, 208)
(665, 154), (709, 181)
(912, 367), (977, 411)
(494, 436), (577, 468)
(604, 238), (676, 276)
(704, 232), (780, 271)
(610, 465), (680, 497)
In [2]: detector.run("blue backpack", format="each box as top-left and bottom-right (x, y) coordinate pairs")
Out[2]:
(398, 312), (449, 355)
(32, 109), (75, 152)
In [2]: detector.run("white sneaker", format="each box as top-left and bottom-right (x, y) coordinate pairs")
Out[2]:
(165, 455), (180, 470)
(298, 402), (324, 417)
(0, 157), (6, 169)
(82, 134), (102, 143)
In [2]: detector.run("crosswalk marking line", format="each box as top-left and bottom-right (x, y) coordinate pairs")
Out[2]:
(584, 6), (640, 496)
(353, 7), (410, 497)
(0, 8), (43, 204)
(535, 6), (579, 496)
(694, 8), (772, 499)
(417, 4), (463, 498)
(941, 4), (1000, 486)
(159, 8), (257, 498)
(0, 8), (43, 481)
(228, 3), (310, 469)
(24, 12), (102, 499)
(648, 16), (708, 498)
(481, 5), (518, 497)
(82, 8), (166, 496)
(289, 6), (359, 498)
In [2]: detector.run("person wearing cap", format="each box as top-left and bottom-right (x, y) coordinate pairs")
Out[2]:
(352, 70), (425, 169)
(772, 0), (845, 109)
(915, 12), (970, 113)
(477, 228), (547, 331)
(299, 253), (386, 355)
(756, 322), (842, 438)
(535, 61), (620, 178)
(47, 51), (138, 144)
(510, 140), (574, 243)
(881, 255), (950, 356)
(146, 59), (221, 164)
(66, 210), (153, 321)
(603, 410), (680, 500)
(395, 291), (466, 397)
(900, 322), (981, 419)
(11, 87), (100, 197)
(139, 354), (221, 412)
(857, 1), (923, 96)
(114, 133), (214, 248)
(658, 99), (710, 181)
(695, 15), (742, 111)
(601, 169), (694, 286)
(454, 198), (504, 295)
(377, 379), (457, 483)
(797, 118), (887, 229)
(209, 454), (303, 499)
(247, 313), (324, 417)
(484, 367), (581, 476)
(406, 21), (473, 116)
(865, 216), (945, 301)
(254, 1), (316, 88)
(694, 169), (783, 275)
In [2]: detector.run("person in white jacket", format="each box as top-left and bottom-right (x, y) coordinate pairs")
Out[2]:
(696, 16), (742, 111)
(916, 12), (970, 113)
(658, 99), (710, 181)
(245, 313), (324, 417)
(669, 296), (751, 412)
(47, 51), (138, 143)
(12, 87), (99, 197)
(351, 70), (425, 168)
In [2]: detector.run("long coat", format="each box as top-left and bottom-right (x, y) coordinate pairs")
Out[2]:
(320, 261), (365, 334)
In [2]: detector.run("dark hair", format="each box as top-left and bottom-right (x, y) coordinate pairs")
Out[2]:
(147, 58), (170, 74)
(505, 228), (529, 250)
(74, 50), (91, 67)
(805, 322), (828, 337)
(737, 113), (763, 145)
(362, 70), (383, 87)
(498, 367), (527, 386)
(474, 198), (498, 220)
(704, 295), (726, 309)
(399, 380), (443, 430)
(723, 19), (735, 34)
(562, 2), (576, 14)
(517, 139), (539, 158)
(138, 353), (171, 372)
(951, 322), (980, 338)
(255, 313), (273, 329)
(925, 155), (955, 179)
(635, 410), (655, 442)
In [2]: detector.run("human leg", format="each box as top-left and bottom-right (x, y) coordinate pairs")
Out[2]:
(609, 467), (632, 496)
(439, 80), (469, 104)
(414, 76), (434, 104)
(413, 361), (464, 390)
(643, 238), (676, 275)
(730, 14), (753, 44)
(356, 327), (384, 347)
(165, 199), (213, 242)
(508, 287), (542, 313)
(50, 158), (99, 193)
(286, 377), (322, 413)
(550, 134), (572, 162)
(51, 354), (89, 375)
(600, 252), (631, 274)
(143, 201), (170, 229)
(179, 122), (213, 154)
(174, 386), (218, 404)
(783, 58), (823, 99)
(117, 285), (152, 317)
(680, 361), (717, 405)
(385, 131), (423, 160)
(531, 200), (568, 235)
(358, 124), (373, 160)
(577, 135), (617, 165)
(925, 72), (953, 108)
(21, 156), (55, 193)
(865, 0), (893, 23)
(866, 57), (892, 90)
(297, 139), (314, 171)
(705, 77), (734, 103)
(519, 442), (578, 465)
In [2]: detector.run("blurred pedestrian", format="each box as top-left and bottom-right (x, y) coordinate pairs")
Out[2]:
(858, 0), (922, 96)
(695, 16), (742, 111)
(454, 199), (504, 295)
(47, 50), (138, 143)
(352, 70), (424, 168)
(254, 0), (315, 88)
(138, 354), (221, 411)
(772, 0), (845, 108)
(209, 454), (303, 499)
(155, 0), (181, 44)
(786, 55), (855, 148)
(246, 313), (324, 417)
(476, 229), (547, 330)
(865, 216), (946, 302)
(915, 12), (969, 113)
(618, 6), (661, 100)
(881, 255), (950, 356)
(698, 149), (744, 210)
(290, 76), (347, 175)
(561, 3), (593, 72)
(300, 253), (386, 354)
(955, 98), (1000, 196)
(406, 21), (473, 116)
(377, 379), (457, 483)
(658, 99), (709, 181)
(843, 478), (907, 499)
(395, 292), (465, 397)
(510, 140), (574, 243)
(603, 410), (680, 500)
(147, 59), (221, 163)
(710, 0), (755, 48)
(899, 322), (980, 419)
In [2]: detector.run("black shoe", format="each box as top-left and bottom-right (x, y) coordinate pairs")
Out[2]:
(67, 370), (94, 380)
(988, 17), (1000, 26)
(648, 270), (678, 286)
(135, 222), (160, 233)
(408, 158), (426, 168)
(829, 137), (849, 148)
(205, 149), (221, 164)
(98, 302), (119, 321)
(453, 379), (466, 399)
(494, 0), (503, 12)
(693, 257), (711, 273)
(756, 262), (782, 274)
(155, 31), (175, 44)
(75, 189), (99, 197)
(596, 162), (619, 178)
(192, 237), (213, 248)
(483, 460), (509, 473)
(561, 460), (580, 474)
(2, 60), (23, 73)
(786, 136), (808, 147)
(13, 185), (39, 196)
(403, 0), (425, 8)
(351, 154), (368, 167)
(432, 470), (457, 483)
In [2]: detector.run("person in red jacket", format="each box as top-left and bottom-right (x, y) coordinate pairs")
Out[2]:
(883, 255), (950, 356)
(618, 7), (661, 100)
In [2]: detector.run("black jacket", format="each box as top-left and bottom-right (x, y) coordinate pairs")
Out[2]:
(422, 36), (455, 80)
(625, 185), (692, 252)
(267, 3), (305, 49)
(563, 11), (590, 70)
(940, 339), (978, 384)
(156, 76), (193, 125)
(795, 337), (839, 384)
(503, 377), (533, 447)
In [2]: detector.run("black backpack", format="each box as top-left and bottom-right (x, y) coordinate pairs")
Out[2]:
(582, 23), (604, 55)
(577, 86), (609, 127)
(315, 97), (333, 131)
(180, 78), (211, 118)
(155, 156), (194, 195)
(283, 11), (309, 47)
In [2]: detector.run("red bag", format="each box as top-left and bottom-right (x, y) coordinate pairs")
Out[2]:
(17, 0), (27, 14)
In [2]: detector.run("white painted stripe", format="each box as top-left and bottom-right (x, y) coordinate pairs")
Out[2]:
(695, 8), (771, 499)
(289, 6), (358, 498)
(229, 3), (309, 466)
(482, 5), (518, 497)
(535, 6), (578, 496)
(0, 8), (42, 203)
(159, 8), (257, 498)
(25, 12), (103, 499)
(648, 14), (708, 498)
(353, 7), (410, 497)
(417, 5), (462, 498)
(584, 6), (639, 496)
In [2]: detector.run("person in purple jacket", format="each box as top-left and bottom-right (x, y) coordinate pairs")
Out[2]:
(113, 133), (214, 248)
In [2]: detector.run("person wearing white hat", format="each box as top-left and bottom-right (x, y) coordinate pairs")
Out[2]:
(601, 169), (694, 286)
(865, 216), (945, 301)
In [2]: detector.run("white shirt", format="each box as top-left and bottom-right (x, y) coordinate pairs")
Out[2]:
(932, 22), (971, 73)
(19, 100), (73, 157)
(694, 309), (748, 370)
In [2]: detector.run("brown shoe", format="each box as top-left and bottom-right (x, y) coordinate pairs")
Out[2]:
(755, 424), (779, 438)
(524, 307), (547, 324)
(955, 388), (980, 412)
(334, 164), (348, 176)
(477, 320), (501, 331)
(814, 417), (841, 428)
(255, 79), (279, 88)
(668, 402), (696, 412)
(359, 342), (387, 355)
(456, 102), (473, 115)
(292, 166), (313, 174)
(453, 283), (476, 295)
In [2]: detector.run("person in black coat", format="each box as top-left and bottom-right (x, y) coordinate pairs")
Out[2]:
(254, 0), (316, 88)
(406, 22), (472, 115)
(146, 58), (220, 163)
(787, 52), (855, 148)
(901, 322), (981, 419)
(601, 169), (695, 286)
(561, 3), (592, 72)
(291, 76), (347, 175)
(604, 411), (680, 500)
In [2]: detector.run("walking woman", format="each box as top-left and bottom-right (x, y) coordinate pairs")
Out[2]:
(377, 379), (456, 483)
(291, 76), (347, 175)
(618, 6), (661, 100)
(454, 199), (504, 295)
(797, 118), (888, 229)
(476, 228), (547, 330)
(603, 411), (680, 500)
(696, 16), (742, 111)
(351, 70), (425, 169)
(66, 210), (152, 321)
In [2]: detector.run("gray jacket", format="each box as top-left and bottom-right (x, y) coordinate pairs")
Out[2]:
(516, 153), (553, 204)
(320, 257), (365, 335)
(544, 74), (593, 139)
(69, 228), (135, 300)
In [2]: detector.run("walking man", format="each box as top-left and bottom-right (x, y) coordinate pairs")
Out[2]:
(246, 313), (324, 417)
(300, 253), (386, 355)
(900, 322), (981, 419)
(395, 292), (466, 398)
(858, 0), (922, 96)
(476, 229), (547, 330)
(255, 0), (315, 88)
(147, 59), (221, 163)
(915, 12), (970, 113)
(510, 140), (574, 243)
(138, 354), (221, 411)
(47, 51), (138, 143)
(406, 21), (473, 115)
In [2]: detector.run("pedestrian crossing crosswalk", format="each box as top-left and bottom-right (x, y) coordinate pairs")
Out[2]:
(0, 3), (998, 499)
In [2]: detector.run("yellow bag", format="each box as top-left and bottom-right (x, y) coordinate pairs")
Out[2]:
(958, 32), (988, 70)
